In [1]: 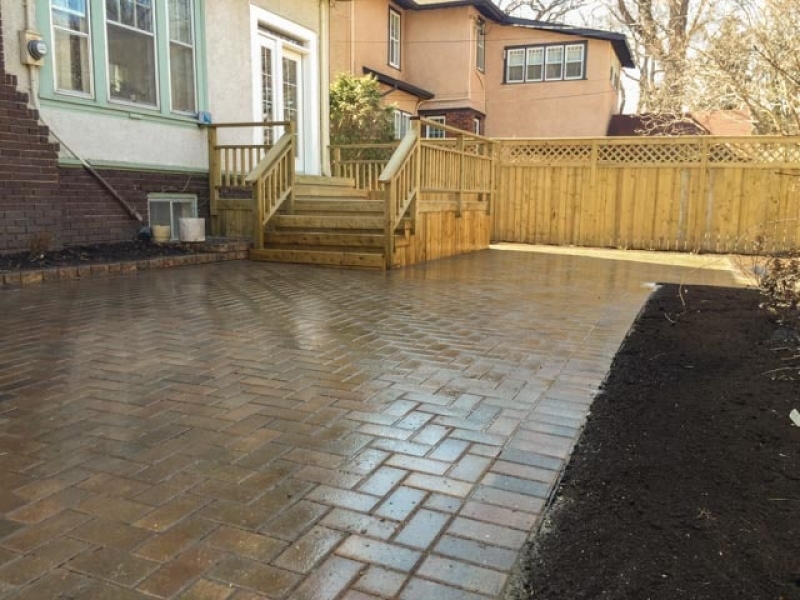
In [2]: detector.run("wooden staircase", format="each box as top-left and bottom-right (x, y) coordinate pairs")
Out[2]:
(249, 175), (408, 269)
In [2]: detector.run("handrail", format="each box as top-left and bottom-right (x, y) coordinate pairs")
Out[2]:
(245, 123), (296, 249)
(379, 127), (421, 269)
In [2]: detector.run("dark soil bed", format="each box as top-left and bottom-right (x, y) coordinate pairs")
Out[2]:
(514, 284), (800, 600)
(0, 241), (195, 271)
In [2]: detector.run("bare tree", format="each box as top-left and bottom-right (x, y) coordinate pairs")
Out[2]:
(495, 0), (586, 23)
(688, 0), (800, 134)
(609, 0), (715, 114)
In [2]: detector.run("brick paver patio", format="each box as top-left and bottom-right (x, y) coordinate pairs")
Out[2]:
(0, 249), (737, 599)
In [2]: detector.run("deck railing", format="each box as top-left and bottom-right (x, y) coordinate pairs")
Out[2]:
(374, 118), (497, 268)
(330, 143), (398, 191)
(244, 123), (296, 249)
(207, 120), (290, 234)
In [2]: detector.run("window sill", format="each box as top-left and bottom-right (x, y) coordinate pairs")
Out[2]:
(40, 94), (204, 128)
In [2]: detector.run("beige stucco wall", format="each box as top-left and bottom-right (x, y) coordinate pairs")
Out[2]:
(484, 26), (621, 137)
(329, 1), (623, 137)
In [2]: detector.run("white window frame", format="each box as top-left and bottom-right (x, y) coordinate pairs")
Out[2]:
(148, 194), (198, 241)
(505, 42), (587, 84)
(394, 109), (411, 140)
(526, 47), (544, 82)
(425, 115), (446, 139)
(250, 6), (321, 175)
(545, 45), (564, 81)
(476, 19), (485, 72)
(388, 8), (401, 69)
(473, 117), (481, 135)
(506, 48), (525, 83)
(564, 43), (585, 80)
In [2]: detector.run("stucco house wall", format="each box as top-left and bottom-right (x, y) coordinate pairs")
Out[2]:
(485, 29), (621, 137)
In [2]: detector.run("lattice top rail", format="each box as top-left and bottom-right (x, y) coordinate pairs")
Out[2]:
(498, 136), (800, 166)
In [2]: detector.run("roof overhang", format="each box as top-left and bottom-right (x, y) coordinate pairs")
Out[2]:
(394, 0), (635, 69)
(363, 67), (436, 100)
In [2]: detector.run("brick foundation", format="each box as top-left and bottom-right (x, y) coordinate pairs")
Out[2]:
(0, 4), (210, 254)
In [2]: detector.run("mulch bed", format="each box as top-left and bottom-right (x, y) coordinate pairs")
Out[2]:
(0, 241), (195, 272)
(512, 284), (800, 600)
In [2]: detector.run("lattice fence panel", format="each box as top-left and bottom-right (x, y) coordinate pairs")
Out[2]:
(499, 143), (593, 164)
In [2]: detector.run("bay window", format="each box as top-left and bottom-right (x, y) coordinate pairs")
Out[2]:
(46, 0), (201, 116)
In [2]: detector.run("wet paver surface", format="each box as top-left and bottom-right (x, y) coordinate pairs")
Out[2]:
(0, 249), (737, 599)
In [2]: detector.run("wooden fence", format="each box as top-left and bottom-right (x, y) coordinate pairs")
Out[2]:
(493, 136), (800, 254)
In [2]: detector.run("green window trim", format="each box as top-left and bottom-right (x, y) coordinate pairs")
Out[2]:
(37, 0), (208, 123)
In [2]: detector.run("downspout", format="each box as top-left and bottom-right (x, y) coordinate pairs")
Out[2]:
(320, 0), (331, 176)
(22, 0), (144, 223)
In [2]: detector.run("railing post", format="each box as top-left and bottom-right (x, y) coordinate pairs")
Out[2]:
(286, 121), (296, 215)
(413, 120), (422, 223)
(385, 182), (396, 270)
(207, 125), (220, 235)
(332, 146), (342, 178)
(253, 179), (265, 250)
(487, 140), (496, 216)
(456, 133), (465, 217)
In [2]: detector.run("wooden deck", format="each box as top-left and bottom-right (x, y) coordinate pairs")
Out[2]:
(207, 119), (495, 270)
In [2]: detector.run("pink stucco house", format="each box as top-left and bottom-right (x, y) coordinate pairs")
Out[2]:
(330, 0), (634, 138)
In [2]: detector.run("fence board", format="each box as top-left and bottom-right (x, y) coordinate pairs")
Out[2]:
(494, 136), (800, 254)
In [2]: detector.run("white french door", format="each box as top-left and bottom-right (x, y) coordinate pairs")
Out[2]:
(257, 36), (305, 172)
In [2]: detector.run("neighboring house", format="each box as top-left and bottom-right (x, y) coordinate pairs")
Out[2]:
(330, 0), (634, 138)
(607, 111), (754, 136)
(0, 0), (330, 253)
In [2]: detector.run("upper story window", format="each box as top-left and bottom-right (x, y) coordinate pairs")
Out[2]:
(505, 42), (587, 84)
(388, 8), (401, 69)
(49, 0), (199, 115)
(476, 19), (485, 72)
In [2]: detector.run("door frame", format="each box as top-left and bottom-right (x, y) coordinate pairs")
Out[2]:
(249, 6), (320, 175)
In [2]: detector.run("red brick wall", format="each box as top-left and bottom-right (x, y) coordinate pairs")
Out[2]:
(58, 167), (210, 247)
(0, 4), (210, 254)
(420, 108), (485, 136)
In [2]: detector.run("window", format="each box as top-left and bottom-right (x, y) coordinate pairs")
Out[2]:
(506, 48), (524, 83)
(148, 194), (197, 241)
(51, 0), (92, 95)
(545, 46), (563, 80)
(169, 0), (196, 112)
(505, 42), (586, 84)
(48, 0), (200, 115)
(425, 115), (446, 139)
(526, 47), (543, 82)
(394, 109), (411, 140)
(106, 0), (157, 106)
(565, 44), (584, 79)
(476, 19), (485, 72)
(388, 9), (401, 69)
(473, 118), (481, 135)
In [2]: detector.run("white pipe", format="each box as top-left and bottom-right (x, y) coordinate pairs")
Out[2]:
(320, 0), (331, 176)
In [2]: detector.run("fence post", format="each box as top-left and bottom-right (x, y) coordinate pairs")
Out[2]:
(207, 125), (220, 235)
(385, 181), (396, 270)
(413, 120), (422, 223)
(695, 137), (710, 252)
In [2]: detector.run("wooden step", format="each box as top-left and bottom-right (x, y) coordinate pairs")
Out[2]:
(264, 231), (385, 248)
(250, 248), (385, 269)
(294, 184), (370, 199)
(296, 175), (355, 187)
(290, 199), (384, 215)
(271, 215), (385, 230)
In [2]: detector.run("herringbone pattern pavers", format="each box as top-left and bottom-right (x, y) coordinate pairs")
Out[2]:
(0, 251), (736, 598)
